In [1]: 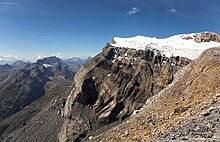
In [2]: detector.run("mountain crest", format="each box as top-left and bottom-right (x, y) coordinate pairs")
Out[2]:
(36, 56), (61, 65)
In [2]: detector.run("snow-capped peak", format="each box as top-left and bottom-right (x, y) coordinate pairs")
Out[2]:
(111, 32), (220, 59)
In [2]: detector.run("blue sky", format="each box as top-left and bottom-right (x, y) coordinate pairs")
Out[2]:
(0, 0), (220, 61)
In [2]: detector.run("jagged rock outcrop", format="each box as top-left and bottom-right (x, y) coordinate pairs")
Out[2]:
(193, 32), (220, 43)
(181, 32), (220, 43)
(87, 47), (220, 142)
(58, 44), (191, 141)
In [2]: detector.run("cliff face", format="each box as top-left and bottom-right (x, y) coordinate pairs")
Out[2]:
(86, 47), (220, 142)
(59, 44), (191, 141)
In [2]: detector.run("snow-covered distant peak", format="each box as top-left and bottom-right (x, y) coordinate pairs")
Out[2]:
(111, 32), (220, 59)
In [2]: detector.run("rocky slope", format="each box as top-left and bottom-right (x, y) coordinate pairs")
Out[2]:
(87, 47), (220, 142)
(2, 90), (69, 142)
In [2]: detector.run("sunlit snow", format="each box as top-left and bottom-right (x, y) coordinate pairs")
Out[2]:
(111, 33), (220, 59)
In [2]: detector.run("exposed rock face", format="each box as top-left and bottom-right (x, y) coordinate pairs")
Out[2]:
(87, 47), (220, 142)
(112, 36), (117, 44)
(58, 44), (190, 141)
(194, 32), (220, 43)
(182, 36), (193, 40)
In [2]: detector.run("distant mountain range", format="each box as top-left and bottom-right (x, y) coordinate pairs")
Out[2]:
(0, 56), (92, 65)
(0, 56), (91, 140)
(63, 57), (92, 65)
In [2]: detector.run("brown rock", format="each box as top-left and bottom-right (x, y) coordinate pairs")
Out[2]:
(194, 32), (220, 43)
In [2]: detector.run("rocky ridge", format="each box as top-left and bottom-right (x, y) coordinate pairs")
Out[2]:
(58, 43), (191, 141)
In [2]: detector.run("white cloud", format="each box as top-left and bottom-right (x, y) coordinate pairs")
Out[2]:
(56, 53), (62, 58)
(169, 8), (177, 13)
(177, 0), (190, 6)
(0, 55), (21, 62)
(4, 55), (20, 60)
(37, 55), (46, 60)
(127, 7), (141, 15)
(36, 53), (62, 60)
(0, 2), (20, 5)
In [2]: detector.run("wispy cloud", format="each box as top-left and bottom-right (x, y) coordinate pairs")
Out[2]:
(37, 55), (46, 60)
(0, 2), (20, 5)
(36, 53), (63, 60)
(127, 7), (141, 15)
(55, 53), (63, 58)
(169, 8), (177, 13)
(176, 0), (190, 6)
